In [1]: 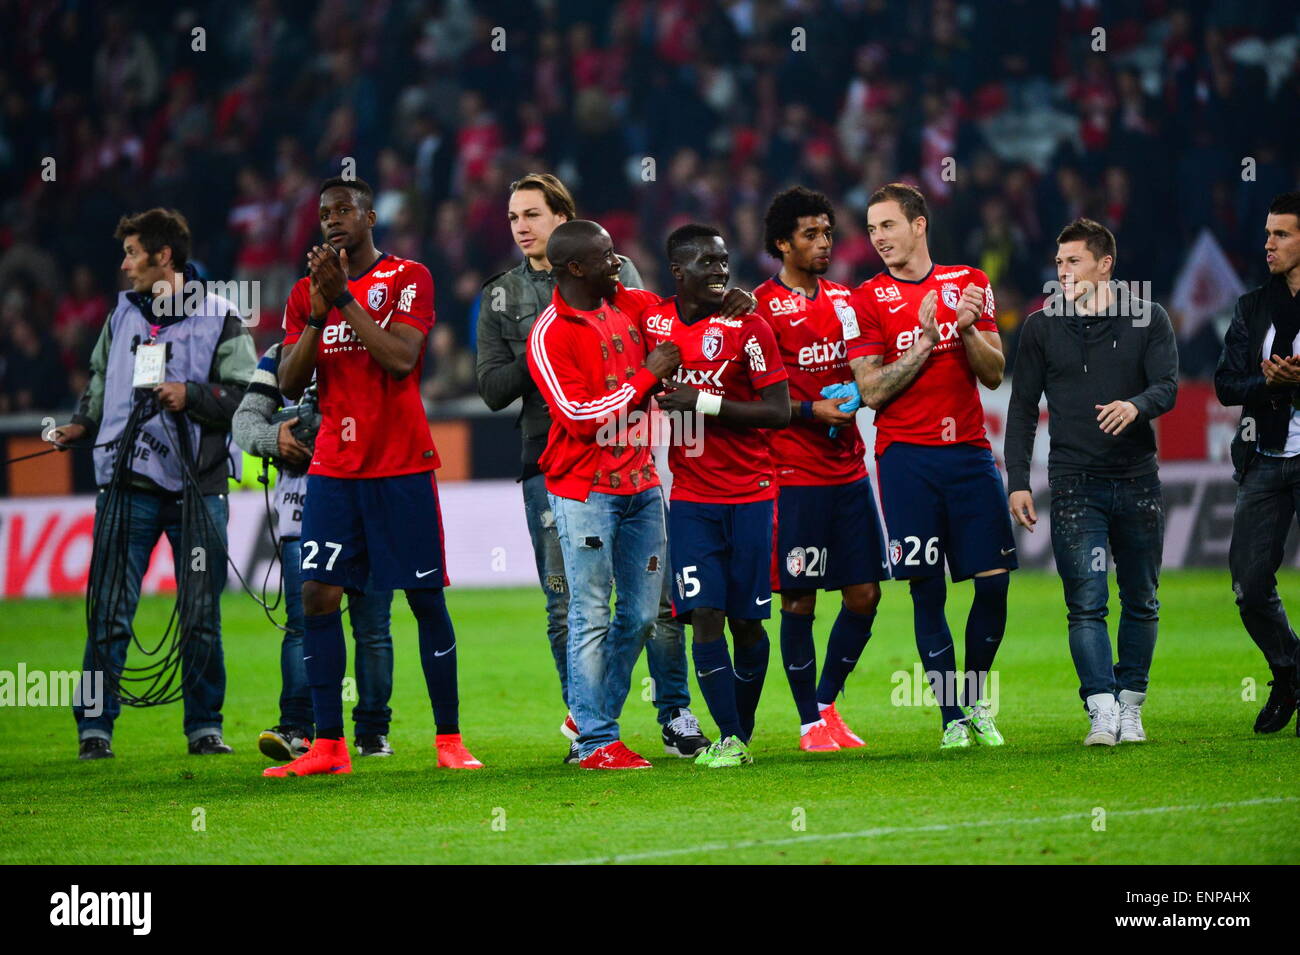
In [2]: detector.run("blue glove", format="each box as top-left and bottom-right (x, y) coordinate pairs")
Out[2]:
(819, 382), (861, 438)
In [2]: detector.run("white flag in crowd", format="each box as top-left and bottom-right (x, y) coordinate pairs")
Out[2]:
(1170, 228), (1245, 340)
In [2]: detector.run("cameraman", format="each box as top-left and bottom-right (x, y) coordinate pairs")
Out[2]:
(48, 208), (254, 759)
(232, 340), (397, 758)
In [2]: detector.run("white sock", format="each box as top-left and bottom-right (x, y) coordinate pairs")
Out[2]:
(800, 719), (825, 735)
(817, 701), (832, 712)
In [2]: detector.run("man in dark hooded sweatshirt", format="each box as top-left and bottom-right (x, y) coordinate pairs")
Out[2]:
(1004, 218), (1178, 747)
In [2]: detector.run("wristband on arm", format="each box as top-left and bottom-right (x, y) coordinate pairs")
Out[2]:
(332, 290), (355, 310)
(800, 400), (814, 419)
(306, 313), (326, 330)
(695, 391), (722, 416)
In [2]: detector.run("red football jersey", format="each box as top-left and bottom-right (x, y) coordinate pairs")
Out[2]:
(754, 275), (867, 486)
(847, 264), (998, 456)
(639, 298), (787, 504)
(283, 253), (440, 478)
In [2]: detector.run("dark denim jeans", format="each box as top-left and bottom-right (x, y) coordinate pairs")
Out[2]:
(280, 538), (394, 735)
(1049, 472), (1164, 703)
(1228, 453), (1300, 670)
(522, 473), (688, 724)
(74, 488), (228, 742)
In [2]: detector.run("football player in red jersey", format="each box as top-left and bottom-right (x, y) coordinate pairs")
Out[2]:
(848, 182), (1016, 751)
(754, 187), (888, 753)
(643, 224), (791, 768)
(266, 177), (482, 776)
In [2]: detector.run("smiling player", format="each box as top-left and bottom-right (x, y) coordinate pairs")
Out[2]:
(848, 182), (1016, 750)
(642, 224), (790, 768)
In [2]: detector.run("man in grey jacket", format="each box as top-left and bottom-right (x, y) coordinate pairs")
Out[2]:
(1005, 218), (1178, 747)
(476, 173), (706, 761)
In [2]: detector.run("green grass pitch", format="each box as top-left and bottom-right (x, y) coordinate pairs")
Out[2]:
(1, 569), (1297, 865)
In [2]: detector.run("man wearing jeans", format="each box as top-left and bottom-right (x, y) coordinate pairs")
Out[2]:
(477, 174), (704, 762)
(232, 343), (395, 760)
(1005, 218), (1177, 746)
(48, 208), (255, 759)
(1215, 191), (1300, 737)
(526, 220), (683, 769)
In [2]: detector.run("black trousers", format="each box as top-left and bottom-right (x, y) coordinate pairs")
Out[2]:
(1229, 454), (1300, 669)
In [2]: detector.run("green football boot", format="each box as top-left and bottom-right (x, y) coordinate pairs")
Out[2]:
(940, 718), (973, 750)
(694, 740), (720, 767)
(962, 700), (1005, 746)
(706, 735), (753, 768)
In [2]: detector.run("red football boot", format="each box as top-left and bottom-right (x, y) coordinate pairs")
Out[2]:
(436, 733), (484, 769)
(820, 703), (866, 748)
(799, 720), (841, 752)
(579, 741), (652, 770)
(262, 737), (352, 777)
(560, 712), (579, 741)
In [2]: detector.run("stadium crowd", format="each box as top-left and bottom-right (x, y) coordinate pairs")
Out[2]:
(1, 0), (1298, 416)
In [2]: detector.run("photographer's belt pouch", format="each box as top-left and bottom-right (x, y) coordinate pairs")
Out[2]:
(133, 343), (166, 388)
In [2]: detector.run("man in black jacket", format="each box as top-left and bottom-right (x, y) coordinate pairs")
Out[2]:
(1215, 191), (1300, 737)
(1006, 218), (1178, 746)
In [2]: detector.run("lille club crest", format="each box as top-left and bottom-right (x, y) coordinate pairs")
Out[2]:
(941, 283), (960, 311)
(786, 546), (806, 577)
(367, 283), (388, 310)
(700, 329), (723, 361)
(888, 538), (903, 566)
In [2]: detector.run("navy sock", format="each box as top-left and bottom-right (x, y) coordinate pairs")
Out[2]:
(963, 574), (1009, 705)
(779, 610), (820, 724)
(817, 604), (876, 705)
(909, 577), (963, 726)
(303, 609), (346, 738)
(693, 638), (742, 741)
(407, 589), (459, 733)
(733, 635), (770, 743)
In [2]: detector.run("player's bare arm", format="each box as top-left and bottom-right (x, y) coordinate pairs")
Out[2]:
(851, 289), (938, 409)
(956, 284), (1004, 388)
(278, 279), (328, 400)
(657, 379), (791, 429)
(309, 244), (423, 379)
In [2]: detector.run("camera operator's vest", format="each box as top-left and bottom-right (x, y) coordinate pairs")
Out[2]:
(93, 290), (234, 492)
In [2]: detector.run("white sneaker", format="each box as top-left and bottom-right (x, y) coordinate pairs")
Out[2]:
(1118, 689), (1147, 742)
(1084, 693), (1119, 746)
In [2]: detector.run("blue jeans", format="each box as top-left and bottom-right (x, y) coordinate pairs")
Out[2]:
(1049, 472), (1164, 703)
(549, 486), (668, 757)
(523, 474), (688, 723)
(74, 488), (228, 742)
(280, 538), (394, 735)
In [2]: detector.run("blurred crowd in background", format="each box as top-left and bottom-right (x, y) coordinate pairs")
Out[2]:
(1, 0), (1298, 417)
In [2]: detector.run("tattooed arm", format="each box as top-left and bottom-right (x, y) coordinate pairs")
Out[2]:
(850, 289), (939, 410)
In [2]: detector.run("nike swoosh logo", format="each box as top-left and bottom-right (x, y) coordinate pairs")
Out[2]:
(790, 316), (808, 326)
(415, 568), (439, 578)
(888, 303), (907, 313)
(1000, 547), (1016, 556)
(434, 642), (456, 658)
(696, 666), (727, 678)
(303, 656), (313, 661)
(787, 660), (814, 672)
(755, 596), (772, 605)
(927, 644), (953, 659)
(841, 656), (858, 664)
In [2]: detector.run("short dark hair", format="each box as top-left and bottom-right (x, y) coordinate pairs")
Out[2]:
(1268, 191), (1300, 223)
(1056, 217), (1117, 269)
(114, 208), (191, 270)
(320, 176), (374, 211)
(666, 223), (723, 264)
(510, 172), (577, 220)
(763, 186), (835, 258)
(866, 182), (929, 224)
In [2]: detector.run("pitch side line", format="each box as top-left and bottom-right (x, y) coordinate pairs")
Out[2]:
(552, 796), (1299, 865)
